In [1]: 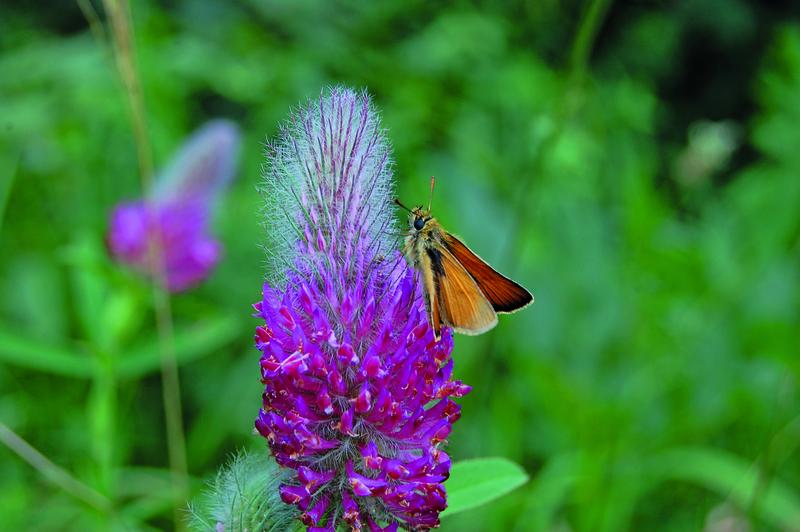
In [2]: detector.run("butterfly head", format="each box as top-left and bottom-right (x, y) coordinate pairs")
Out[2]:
(394, 199), (433, 233)
(410, 206), (432, 232)
(395, 175), (438, 234)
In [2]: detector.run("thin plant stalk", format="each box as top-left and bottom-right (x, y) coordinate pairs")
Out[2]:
(0, 156), (17, 234)
(486, 0), (615, 372)
(746, 379), (800, 516)
(0, 421), (111, 512)
(101, 0), (189, 526)
(568, 0), (614, 82)
(471, 2), (614, 527)
(502, 0), (614, 254)
(76, 0), (108, 46)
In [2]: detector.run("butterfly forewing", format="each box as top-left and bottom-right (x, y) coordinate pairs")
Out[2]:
(427, 245), (498, 336)
(443, 233), (533, 313)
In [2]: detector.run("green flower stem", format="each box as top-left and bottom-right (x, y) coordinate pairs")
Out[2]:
(569, 0), (614, 82)
(89, 349), (117, 515)
(101, 0), (189, 527)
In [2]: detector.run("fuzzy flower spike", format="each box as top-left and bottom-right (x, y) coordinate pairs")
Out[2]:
(108, 120), (240, 291)
(255, 87), (471, 531)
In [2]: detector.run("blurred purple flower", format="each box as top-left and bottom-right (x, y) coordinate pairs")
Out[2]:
(107, 120), (240, 292)
(255, 87), (470, 530)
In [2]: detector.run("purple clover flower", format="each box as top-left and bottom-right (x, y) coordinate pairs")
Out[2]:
(254, 87), (471, 531)
(107, 120), (239, 292)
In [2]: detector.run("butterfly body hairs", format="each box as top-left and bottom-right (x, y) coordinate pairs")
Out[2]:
(396, 177), (533, 341)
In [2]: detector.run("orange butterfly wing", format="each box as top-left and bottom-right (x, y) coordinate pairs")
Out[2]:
(442, 233), (533, 313)
(426, 245), (498, 336)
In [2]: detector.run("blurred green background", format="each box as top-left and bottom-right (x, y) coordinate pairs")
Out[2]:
(2, 0), (800, 530)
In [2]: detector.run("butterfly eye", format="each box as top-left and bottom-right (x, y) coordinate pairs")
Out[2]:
(413, 217), (426, 230)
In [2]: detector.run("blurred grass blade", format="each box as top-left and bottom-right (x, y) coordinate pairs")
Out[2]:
(0, 152), (17, 234)
(442, 457), (529, 518)
(514, 452), (579, 531)
(186, 356), (253, 465)
(64, 234), (112, 350)
(650, 446), (800, 529)
(0, 422), (110, 512)
(118, 467), (197, 522)
(117, 315), (240, 379)
(0, 315), (240, 379)
(0, 326), (94, 378)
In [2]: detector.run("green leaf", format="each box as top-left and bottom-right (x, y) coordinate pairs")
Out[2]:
(0, 314), (240, 380)
(442, 457), (529, 518)
(0, 326), (94, 378)
(116, 315), (241, 379)
(648, 447), (800, 530)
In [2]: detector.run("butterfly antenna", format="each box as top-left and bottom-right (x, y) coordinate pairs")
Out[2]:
(394, 198), (413, 213)
(428, 175), (435, 212)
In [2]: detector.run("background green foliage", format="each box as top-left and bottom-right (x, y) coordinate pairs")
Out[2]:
(2, 0), (800, 530)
